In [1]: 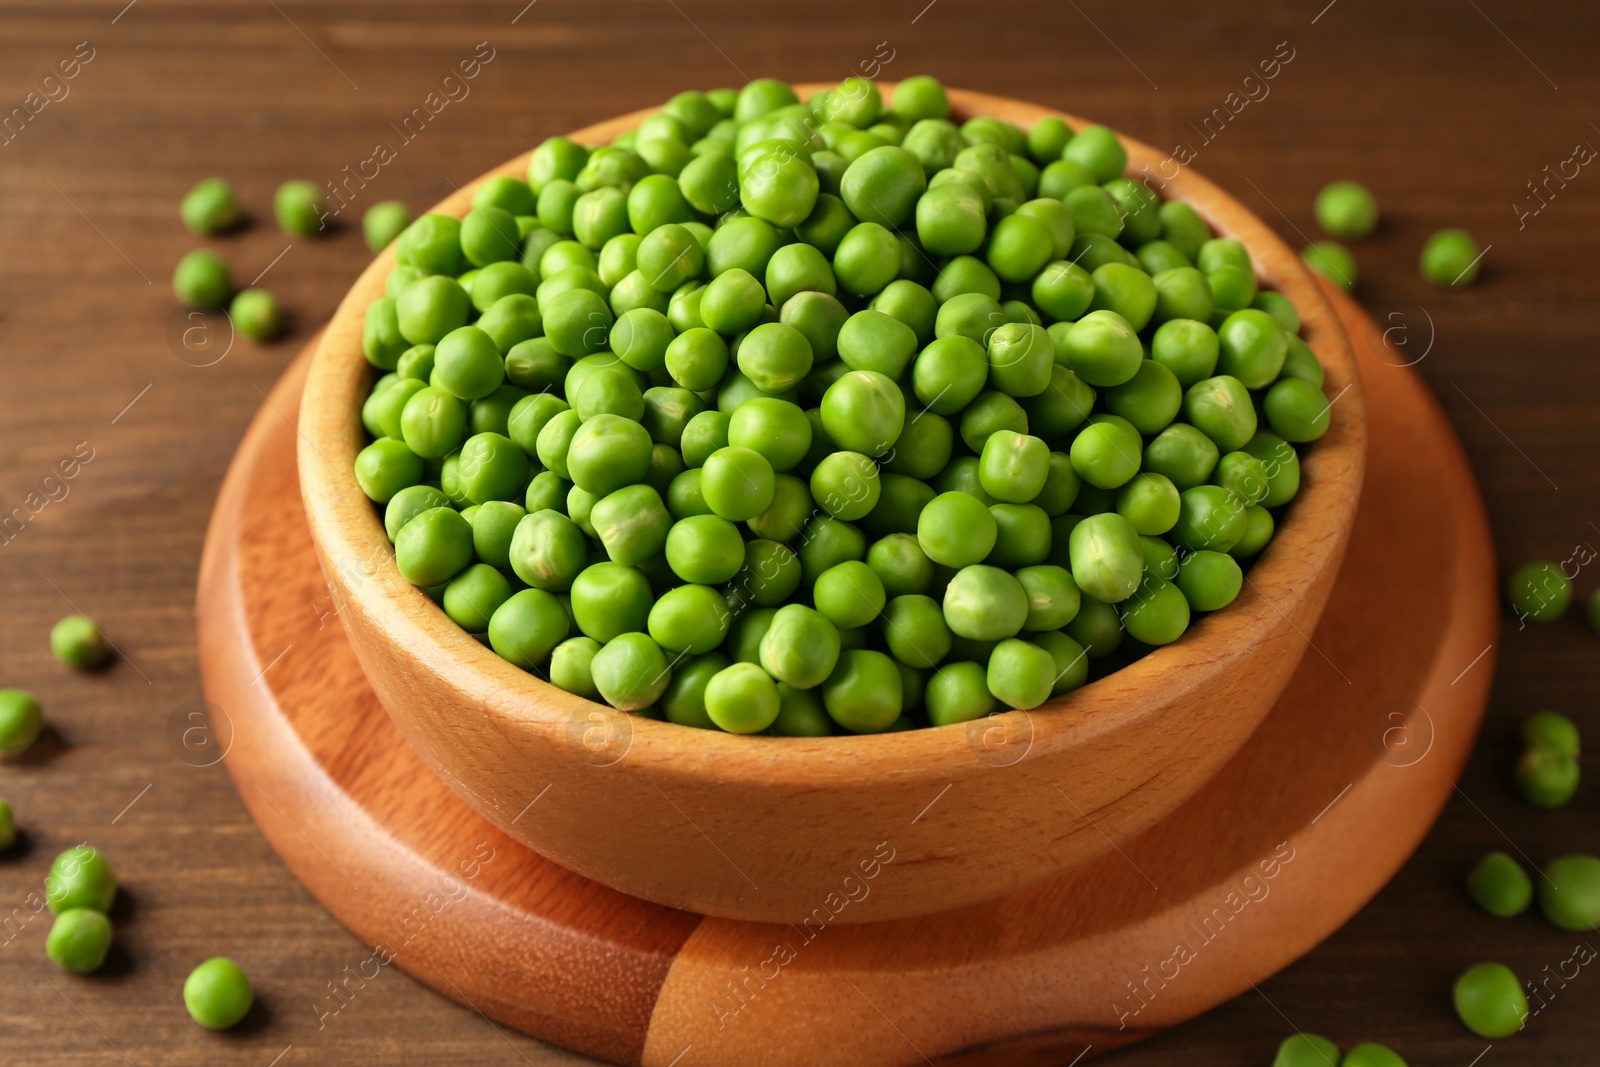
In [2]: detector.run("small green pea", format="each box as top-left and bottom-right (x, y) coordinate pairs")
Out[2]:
(1421, 228), (1481, 287)
(173, 249), (233, 308)
(229, 287), (283, 341)
(1538, 854), (1600, 930)
(1505, 560), (1572, 623)
(51, 615), (108, 669)
(1314, 180), (1378, 239)
(184, 957), (255, 1029)
(1452, 963), (1527, 1039)
(180, 177), (243, 234)
(0, 689), (43, 754)
(46, 845), (117, 914)
(1465, 851), (1533, 917)
(1270, 1032), (1340, 1067)
(363, 200), (412, 253)
(274, 179), (327, 237)
(47, 909), (113, 974)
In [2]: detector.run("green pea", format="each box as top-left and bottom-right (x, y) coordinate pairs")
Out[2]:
(1064, 511), (1142, 603)
(1115, 472), (1180, 535)
(1523, 711), (1580, 758)
(1070, 415), (1143, 490)
(1538, 854), (1600, 930)
(587, 484), (669, 566)
(986, 638), (1056, 710)
(811, 557), (885, 631)
(1120, 573), (1190, 645)
(569, 563), (654, 644)
(926, 660), (996, 726)
(1505, 560), (1572, 623)
(398, 214), (465, 275)
(917, 182), (988, 256)
(978, 430), (1049, 503)
(738, 147), (819, 228)
(1032, 260), (1095, 322)
(1452, 963), (1528, 1039)
(550, 636), (602, 697)
(1514, 747), (1579, 808)
(1271, 1034), (1341, 1067)
(680, 409), (732, 469)
(505, 338), (569, 391)
(984, 213), (1053, 284)
(592, 632), (672, 711)
(1214, 451), (1271, 506)
(0, 689), (43, 753)
(395, 506), (473, 587)
(771, 684), (834, 736)
(840, 145), (926, 228)
(1013, 565), (1079, 632)
(665, 514), (744, 584)
(180, 177), (243, 234)
(986, 322), (1053, 398)
(1421, 228), (1480, 287)
(943, 565), (1028, 641)
(1176, 550), (1243, 611)
(1057, 310), (1142, 387)
(397, 275), (471, 344)
(1342, 1047), (1406, 1067)
(1171, 485), (1248, 553)
(884, 412), (953, 481)
(736, 322), (814, 393)
(1264, 378), (1332, 443)
(759, 603), (842, 688)
(1148, 319), (1219, 389)
(918, 492), (997, 568)
(643, 584), (729, 656)
(1242, 433), (1301, 507)
(820, 369), (904, 457)
(461, 204), (523, 266)
(184, 957), (254, 1029)
(822, 650), (902, 733)
(660, 652), (726, 728)
(701, 662), (780, 733)
(636, 223), (706, 293)
(913, 335), (990, 414)
(1034, 452), (1082, 516)
(47, 909), (113, 974)
(833, 221), (901, 296)
(1465, 852), (1533, 917)
(442, 564), (513, 633)
(1104, 360), (1182, 435)
(565, 413), (653, 497)
(46, 844), (117, 914)
(958, 391), (1027, 454)
(229, 287), (283, 342)
(781, 291), (850, 361)
(274, 179), (326, 236)
(1313, 180), (1378, 239)
(172, 249), (232, 308)
(1301, 240), (1357, 291)
(1184, 375), (1258, 452)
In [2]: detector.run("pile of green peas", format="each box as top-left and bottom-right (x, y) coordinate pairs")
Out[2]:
(352, 75), (1331, 735)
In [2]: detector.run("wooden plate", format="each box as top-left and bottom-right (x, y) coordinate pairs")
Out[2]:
(196, 283), (1495, 1066)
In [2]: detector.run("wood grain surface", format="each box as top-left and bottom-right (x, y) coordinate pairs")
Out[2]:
(2, 2), (1598, 1064)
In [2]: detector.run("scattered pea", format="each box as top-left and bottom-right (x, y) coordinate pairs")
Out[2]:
(274, 179), (327, 237)
(1313, 180), (1378, 239)
(184, 957), (255, 1029)
(173, 249), (232, 308)
(1452, 962), (1528, 1039)
(46, 909), (113, 974)
(230, 287), (283, 341)
(1505, 560), (1571, 623)
(364, 200), (412, 253)
(51, 614), (108, 669)
(0, 689), (43, 754)
(1466, 851), (1533, 917)
(180, 177), (243, 234)
(1538, 854), (1600, 931)
(1421, 228), (1480, 287)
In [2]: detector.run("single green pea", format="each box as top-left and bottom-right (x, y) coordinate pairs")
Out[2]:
(1271, 1033), (1341, 1067)
(46, 844), (117, 914)
(396, 274), (471, 345)
(985, 322), (1053, 398)
(0, 689), (43, 753)
(665, 514), (745, 585)
(398, 214), (465, 275)
(1242, 433), (1301, 507)
(943, 565), (1028, 641)
(1170, 485), (1248, 553)
(588, 484), (670, 567)
(703, 662), (781, 733)
(1138, 240), (1193, 276)
(659, 653), (727, 729)
(1421, 228), (1481, 287)
(918, 492), (998, 568)
(1176, 550), (1244, 611)
(925, 660), (996, 727)
(1184, 375), (1258, 452)
(550, 636), (602, 698)
(1149, 319), (1220, 389)
(455, 431), (527, 504)
(1264, 378), (1332, 443)
(49, 614), (107, 670)
(1523, 711), (1580, 758)
(1104, 360), (1182, 436)
(1466, 851), (1534, 917)
(1301, 240), (1357, 291)
(758, 603), (843, 688)
(1314, 180), (1378, 239)
(274, 179), (326, 236)
(1342, 1044), (1407, 1067)
(1452, 963), (1528, 1040)
(1514, 747), (1579, 808)
(1120, 572), (1191, 646)
(1505, 560), (1573, 623)
(1538, 854), (1600, 931)
(978, 430), (1050, 503)
(180, 177), (243, 234)
(441, 564), (512, 633)
(985, 638), (1056, 710)
(739, 146), (819, 228)
(913, 335), (990, 415)
(958, 391), (1027, 454)
(590, 632), (672, 712)
(1069, 415), (1144, 490)
(821, 369), (904, 457)
(569, 563), (654, 645)
(1069, 512), (1144, 603)
(1115, 472), (1180, 536)
(809, 559), (883, 631)
(354, 438), (423, 503)
(1216, 309), (1289, 389)
(183, 957), (255, 1029)
(172, 249), (233, 308)
(645, 584), (730, 656)
(822, 650), (902, 733)
(833, 221), (901, 296)
(47, 909), (113, 974)
(565, 413), (653, 497)
(1150, 266), (1214, 325)
(1066, 595), (1123, 658)
(225, 287), (282, 342)
(1060, 124), (1126, 183)
(1057, 310), (1142, 387)
(395, 506), (474, 587)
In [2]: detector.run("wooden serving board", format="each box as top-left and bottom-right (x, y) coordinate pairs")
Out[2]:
(196, 284), (1497, 1067)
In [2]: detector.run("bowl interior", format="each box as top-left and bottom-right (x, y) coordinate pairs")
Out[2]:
(298, 82), (1366, 787)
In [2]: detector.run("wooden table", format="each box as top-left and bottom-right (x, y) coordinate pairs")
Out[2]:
(1, 1), (1596, 1063)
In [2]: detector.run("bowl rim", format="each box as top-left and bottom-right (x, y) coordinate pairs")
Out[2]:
(299, 82), (1366, 787)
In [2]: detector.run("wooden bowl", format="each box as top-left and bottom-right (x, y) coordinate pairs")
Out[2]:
(298, 84), (1366, 925)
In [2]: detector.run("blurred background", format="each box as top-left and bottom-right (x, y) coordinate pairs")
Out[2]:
(1, 0), (1597, 1063)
